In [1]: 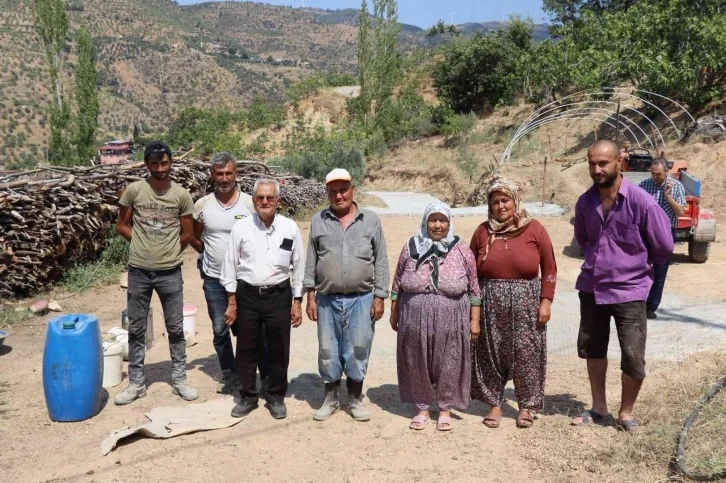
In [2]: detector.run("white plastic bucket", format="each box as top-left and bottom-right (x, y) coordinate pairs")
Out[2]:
(183, 304), (197, 347)
(108, 327), (129, 361)
(102, 339), (124, 388)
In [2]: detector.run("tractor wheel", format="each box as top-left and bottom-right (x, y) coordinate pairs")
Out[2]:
(688, 240), (711, 263)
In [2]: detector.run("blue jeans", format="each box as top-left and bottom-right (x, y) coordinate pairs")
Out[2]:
(647, 228), (676, 313)
(316, 291), (375, 383)
(127, 266), (186, 385)
(201, 271), (270, 377)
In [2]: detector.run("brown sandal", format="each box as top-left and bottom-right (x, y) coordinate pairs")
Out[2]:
(516, 410), (534, 429)
(483, 414), (502, 428)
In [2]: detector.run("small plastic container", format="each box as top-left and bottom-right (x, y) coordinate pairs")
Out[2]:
(102, 339), (124, 388)
(183, 304), (197, 347)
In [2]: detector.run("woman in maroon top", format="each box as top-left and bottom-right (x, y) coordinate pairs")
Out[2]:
(470, 177), (557, 429)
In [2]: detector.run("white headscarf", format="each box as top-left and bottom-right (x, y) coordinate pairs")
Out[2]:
(408, 202), (458, 290)
(412, 201), (456, 256)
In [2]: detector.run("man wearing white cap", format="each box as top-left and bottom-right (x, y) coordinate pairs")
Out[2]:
(304, 168), (389, 422)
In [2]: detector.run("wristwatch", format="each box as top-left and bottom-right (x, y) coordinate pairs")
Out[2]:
(294, 296), (303, 302)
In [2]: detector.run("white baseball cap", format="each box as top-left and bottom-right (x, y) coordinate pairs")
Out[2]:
(325, 168), (353, 184)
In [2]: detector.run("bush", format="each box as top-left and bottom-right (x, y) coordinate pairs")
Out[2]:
(441, 112), (477, 146)
(433, 32), (519, 113)
(276, 145), (366, 186)
(408, 114), (437, 139)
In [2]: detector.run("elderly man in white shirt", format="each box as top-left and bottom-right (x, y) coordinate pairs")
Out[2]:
(221, 178), (304, 420)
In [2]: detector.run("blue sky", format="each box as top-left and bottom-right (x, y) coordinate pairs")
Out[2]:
(175, 1), (549, 28)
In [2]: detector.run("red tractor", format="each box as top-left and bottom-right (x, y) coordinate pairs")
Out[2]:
(622, 149), (716, 262)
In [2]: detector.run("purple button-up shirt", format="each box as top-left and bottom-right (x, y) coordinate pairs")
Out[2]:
(575, 176), (674, 305)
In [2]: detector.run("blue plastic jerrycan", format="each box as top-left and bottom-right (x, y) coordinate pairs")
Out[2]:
(42, 314), (103, 422)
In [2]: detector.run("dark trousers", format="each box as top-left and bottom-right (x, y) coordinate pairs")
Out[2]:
(127, 266), (186, 385)
(200, 269), (270, 377)
(647, 228), (676, 313)
(235, 280), (291, 404)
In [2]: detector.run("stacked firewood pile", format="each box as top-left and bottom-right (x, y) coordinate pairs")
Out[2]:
(0, 157), (326, 299)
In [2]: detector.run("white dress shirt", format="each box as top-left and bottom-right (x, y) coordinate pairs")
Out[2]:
(220, 213), (305, 297)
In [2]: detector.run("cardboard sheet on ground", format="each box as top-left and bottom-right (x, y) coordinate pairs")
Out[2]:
(101, 398), (239, 455)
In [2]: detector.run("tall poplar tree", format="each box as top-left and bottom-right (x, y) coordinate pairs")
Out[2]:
(74, 27), (99, 164)
(30, 0), (73, 165)
(356, 0), (401, 127)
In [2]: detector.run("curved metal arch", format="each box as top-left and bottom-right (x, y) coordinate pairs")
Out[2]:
(502, 105), (654, 163)
(501, 110), (644, 164)
(599, 88), (681, 137)
(502, 115), (631, 164)
(514, 88), (679, 142)
(521, 100), (664, 148)
(612, 87), (696, 125)
(511, 108), (644, 150)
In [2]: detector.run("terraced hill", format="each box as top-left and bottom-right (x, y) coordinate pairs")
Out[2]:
(0, 0), (545, 169)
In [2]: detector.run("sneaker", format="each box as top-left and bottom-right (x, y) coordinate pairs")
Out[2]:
(216, 371), (241, 394)
(646, 310), (657, 320)
(172, 381), (199, 401)
(231, 400), (258, 418)
(114, 383), (147, 406)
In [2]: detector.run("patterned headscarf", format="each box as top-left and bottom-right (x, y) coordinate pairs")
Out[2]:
(481, 176), (532, 262)
(408, 201), (459, 290)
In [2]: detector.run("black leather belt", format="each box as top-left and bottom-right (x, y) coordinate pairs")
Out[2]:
(239, 279), (290, 295)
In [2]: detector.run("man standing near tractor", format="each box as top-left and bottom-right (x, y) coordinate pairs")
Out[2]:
(571, 140), (673, 431)
(638, 158), (686, 319)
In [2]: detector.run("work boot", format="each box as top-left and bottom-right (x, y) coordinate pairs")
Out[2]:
(172, 381), (199, 401)
(114, 383), (147, 406)
(268, 401), (287, 420)
(231, 400), (258, 418)
(217, 370), (241, 394)
(313, 381), (340, 421)
(346, 378), (370, 422)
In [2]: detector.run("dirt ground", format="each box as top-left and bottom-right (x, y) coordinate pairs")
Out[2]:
(1, 215), (724, 483)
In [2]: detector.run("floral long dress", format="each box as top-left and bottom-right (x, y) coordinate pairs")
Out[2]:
(392, 242), (481, 411)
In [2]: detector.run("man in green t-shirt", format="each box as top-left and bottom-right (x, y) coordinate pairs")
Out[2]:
(114, 141), (198, 405)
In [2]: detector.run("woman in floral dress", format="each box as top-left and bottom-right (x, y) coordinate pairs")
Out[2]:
(470, 177), (557, 429)
(390, 202), (481, 431)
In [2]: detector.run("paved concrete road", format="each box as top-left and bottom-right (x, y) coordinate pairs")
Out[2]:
(364, 190), (566, 217)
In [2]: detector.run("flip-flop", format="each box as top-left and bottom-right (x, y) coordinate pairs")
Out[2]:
(483, 414), (502, 428)
(516, 410), (534, 429)
(571, 410), (614, 427)
(616, 419), (640, 432)
(409, 415), (430, 430)
(437, 415), (453, 432)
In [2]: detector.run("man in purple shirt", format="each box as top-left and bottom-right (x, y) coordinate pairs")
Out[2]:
(571, 140), (673, 431)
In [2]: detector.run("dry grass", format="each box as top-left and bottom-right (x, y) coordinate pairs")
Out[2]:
(525, 353), (726, 482)
(684, 385), (726, 477)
